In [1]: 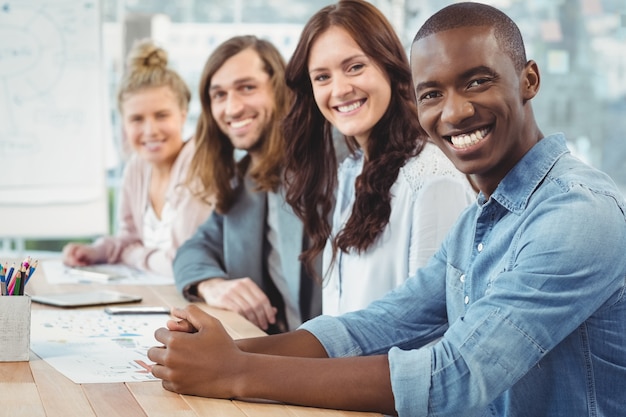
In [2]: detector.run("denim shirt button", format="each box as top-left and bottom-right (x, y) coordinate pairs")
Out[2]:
(460, 274), (466, 283)
(464, 295), (470, 304)
(477, 242), (484, 252)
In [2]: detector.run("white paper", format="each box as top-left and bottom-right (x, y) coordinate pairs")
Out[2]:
(41, 259), (174, 285)
(30, 309), (168, 383)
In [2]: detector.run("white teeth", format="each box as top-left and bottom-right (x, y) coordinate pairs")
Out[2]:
(450, 128), (489, 148)
(144, 141), (162, 150)
(230, 118), (252, 129)
(337, 101), (363, 113)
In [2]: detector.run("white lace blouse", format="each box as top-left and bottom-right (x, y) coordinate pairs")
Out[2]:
(322, 142), (476, 316)
(143, 201), (175, 253)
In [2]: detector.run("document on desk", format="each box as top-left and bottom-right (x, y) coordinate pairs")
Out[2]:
(42, 259), (173, 285)
(30, 309), (167, 383)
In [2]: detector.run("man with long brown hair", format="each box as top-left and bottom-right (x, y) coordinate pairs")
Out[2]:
(173, 36), (320, 333)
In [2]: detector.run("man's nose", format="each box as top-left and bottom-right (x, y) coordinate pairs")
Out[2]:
(441, 93), (475, 125)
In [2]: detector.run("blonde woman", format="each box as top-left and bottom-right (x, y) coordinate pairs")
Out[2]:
(62, 39), (213, 277)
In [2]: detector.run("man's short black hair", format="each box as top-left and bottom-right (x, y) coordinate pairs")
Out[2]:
(413, 2), (527, 72)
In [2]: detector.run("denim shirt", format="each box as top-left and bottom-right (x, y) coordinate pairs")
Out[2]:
(301, 133), (626, 417)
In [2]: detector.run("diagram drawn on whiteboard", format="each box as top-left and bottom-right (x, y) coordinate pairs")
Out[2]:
(0, 0), (106, 203)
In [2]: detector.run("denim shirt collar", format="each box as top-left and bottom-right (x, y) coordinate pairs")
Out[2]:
(481, 133), (570, 213)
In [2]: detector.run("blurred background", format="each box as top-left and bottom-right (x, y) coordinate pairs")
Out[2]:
(1, 0), (625, 255)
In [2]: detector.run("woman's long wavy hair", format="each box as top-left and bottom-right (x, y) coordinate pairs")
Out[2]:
(188, 36), (290, 214)
(284, 0), (426, 274)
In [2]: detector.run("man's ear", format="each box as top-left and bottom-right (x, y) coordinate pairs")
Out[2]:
(521, 60), (540, 102)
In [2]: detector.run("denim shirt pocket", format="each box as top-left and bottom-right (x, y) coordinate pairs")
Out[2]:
(446, 262), (466, 320)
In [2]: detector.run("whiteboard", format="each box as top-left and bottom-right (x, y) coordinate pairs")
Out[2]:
(0, 0), (108, 237)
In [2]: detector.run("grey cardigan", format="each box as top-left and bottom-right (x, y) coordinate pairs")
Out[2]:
(173, 176), (321, 331)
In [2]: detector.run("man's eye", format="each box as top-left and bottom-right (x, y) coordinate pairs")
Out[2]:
(469, 78), (489, 87)
(420, 91), (440, 101)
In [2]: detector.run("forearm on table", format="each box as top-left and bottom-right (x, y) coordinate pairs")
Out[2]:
(174, 258), (225, 297)
(181, 277), (218, 301)
(236, 329), (328, 357)
(119, 244), (166, 273)
(236, 352), (396, 415)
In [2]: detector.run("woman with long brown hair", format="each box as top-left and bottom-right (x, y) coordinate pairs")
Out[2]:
(283, 0), (475, 315)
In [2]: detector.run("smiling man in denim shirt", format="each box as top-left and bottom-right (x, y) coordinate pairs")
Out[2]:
(148, 2), (626, 416)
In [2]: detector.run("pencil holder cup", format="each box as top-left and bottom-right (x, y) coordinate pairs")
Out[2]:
(0, 295), (31, 362)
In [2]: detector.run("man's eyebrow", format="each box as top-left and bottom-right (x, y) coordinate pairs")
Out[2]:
(414, 80), (439, 93)
(414, 65), (499, 93)
(209, 77), (258, 91)
(460, 65), (498, 80)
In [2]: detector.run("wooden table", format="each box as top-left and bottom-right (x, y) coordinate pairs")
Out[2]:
(1, 261), (382, 417)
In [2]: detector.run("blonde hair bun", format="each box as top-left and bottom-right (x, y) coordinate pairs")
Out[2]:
(126, 38), (168, 73)
(117, 38), (190, 113)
